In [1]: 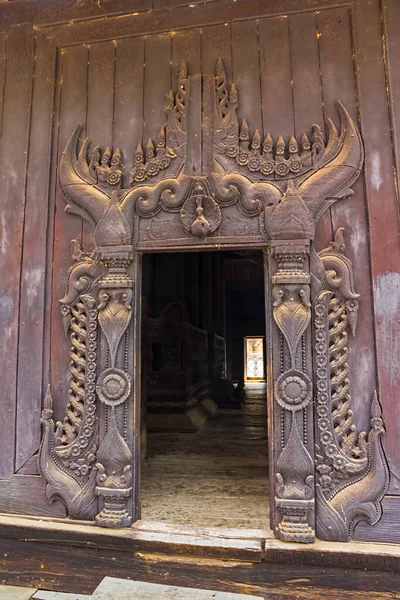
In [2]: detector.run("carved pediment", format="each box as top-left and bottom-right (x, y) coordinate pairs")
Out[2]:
(59, 59), (363, 247)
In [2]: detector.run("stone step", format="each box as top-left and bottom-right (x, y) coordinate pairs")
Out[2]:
(0, 585), (37, 600)
(32, 591), (91, 599)
(92, 578), (263, 600)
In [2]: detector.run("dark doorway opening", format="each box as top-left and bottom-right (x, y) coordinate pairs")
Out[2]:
(140, 250), (269, 529)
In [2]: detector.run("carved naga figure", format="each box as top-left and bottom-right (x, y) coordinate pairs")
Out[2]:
(38, 57), (388, 541)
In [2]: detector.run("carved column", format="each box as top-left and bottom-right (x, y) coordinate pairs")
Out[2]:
(95, 245), (138, 527)
(267, 239), (315, 543)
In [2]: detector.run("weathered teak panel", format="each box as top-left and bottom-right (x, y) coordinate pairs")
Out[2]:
(0, 0), (399, 547)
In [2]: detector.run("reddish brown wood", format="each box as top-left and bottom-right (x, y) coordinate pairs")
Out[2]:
(289, 11), (331, 251)
(0, 475), (66, 518)
(0, 31), (5, 136)
(16, 32), (56, 471)
(259, 16), (294, 140)
(0, 24), (34, 478)
(318, 6), (377, 432)
(114, 37), (145, 184)
(50, 44), (88, 422)
(383, 0), (400, 216)
(84, 40), (116, 251)
(353, 0), (400, 492)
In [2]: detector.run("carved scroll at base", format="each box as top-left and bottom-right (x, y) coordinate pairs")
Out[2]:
(313, 229), (389, 541)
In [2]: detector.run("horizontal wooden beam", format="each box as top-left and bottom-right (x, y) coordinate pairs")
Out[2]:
(35, 0), (350, 46)
(0, 515), (399, 597)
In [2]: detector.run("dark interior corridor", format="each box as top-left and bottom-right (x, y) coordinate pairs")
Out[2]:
(140, 250), (269, 529)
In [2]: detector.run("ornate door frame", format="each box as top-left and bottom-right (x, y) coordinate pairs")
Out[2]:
(38, 58), (388, 543)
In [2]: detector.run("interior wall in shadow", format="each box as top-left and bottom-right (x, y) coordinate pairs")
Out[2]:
(225, 284), (265, 382)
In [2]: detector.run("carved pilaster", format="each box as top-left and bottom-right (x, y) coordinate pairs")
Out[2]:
(95, 245), (135, 527)
(269, 239), (315, 543)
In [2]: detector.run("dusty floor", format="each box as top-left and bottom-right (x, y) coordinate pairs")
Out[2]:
(141, 382), (270, 529)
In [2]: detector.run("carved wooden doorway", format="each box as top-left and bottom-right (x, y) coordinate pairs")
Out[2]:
(38, 14), (389, 544)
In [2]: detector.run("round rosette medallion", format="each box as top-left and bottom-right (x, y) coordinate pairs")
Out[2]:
(275, 369), (312, 411)
(96, 368), (131, 407)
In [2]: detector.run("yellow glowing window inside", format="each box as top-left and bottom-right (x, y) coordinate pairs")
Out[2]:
(244, 337), (265, 381)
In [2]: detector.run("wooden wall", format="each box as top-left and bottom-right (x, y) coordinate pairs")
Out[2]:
(0, 0), (399, 542)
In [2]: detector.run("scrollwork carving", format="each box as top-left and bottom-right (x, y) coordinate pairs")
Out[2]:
(38, 242), (101, 519)
(314, 229), (389, 540)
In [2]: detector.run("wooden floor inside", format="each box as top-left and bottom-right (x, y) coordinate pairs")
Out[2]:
(141, 383), (270, 529)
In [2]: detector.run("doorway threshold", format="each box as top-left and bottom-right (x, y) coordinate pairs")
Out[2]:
(0, 514), (400, 573)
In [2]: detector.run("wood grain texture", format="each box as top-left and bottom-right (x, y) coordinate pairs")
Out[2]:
(114, 36), (145, 186)
(0, 24), (34, 478)
(50, 45), (88, 423)
(355, 496), (400, 543)
(318, 6), (376, 433)
(0, 0), (152, 32)
(84, 40), (115, 250)
(383, 0), (400, 223)
(259, 15), (294, 140)
(0, 31), (5, 137)
(289, 11), (331, 250)
(353, 0), (400, 491)
(1, 516), (400, 596)
(0, 475), (66, 517)
(143, 34), (171, 146)
(16, 32), (56, 472)
(34, 0), (350, 46)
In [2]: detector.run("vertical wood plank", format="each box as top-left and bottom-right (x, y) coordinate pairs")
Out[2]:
(0, 31), (6, 136)
(259, 15), (294, 139)
(318, 7), (376, 432)
(114, 36), (145, 185)
(289, 11), (331, 265)
(0, 24), (34, 478)
(202, 23), (232, 77)
(171, 28), (201, 83)
(172, 29), (202, 175)
(86, 41), (115, 149)
(143, 34), (171, 144)
(353, 0), (400, 492)
(50, 44), (88, 422)
(289, 12), (324, 137)
(15, 33), (56, 471)
(85, 40), (116, 250)
(231, 19), (262, 137)
(383, 0), (400, 213)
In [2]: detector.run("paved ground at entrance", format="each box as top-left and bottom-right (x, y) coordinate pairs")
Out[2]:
(0, 578), (262, 599)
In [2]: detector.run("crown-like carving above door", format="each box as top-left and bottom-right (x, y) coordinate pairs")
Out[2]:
(59, 58), (363, 248)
